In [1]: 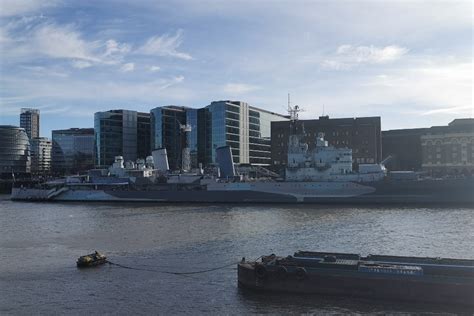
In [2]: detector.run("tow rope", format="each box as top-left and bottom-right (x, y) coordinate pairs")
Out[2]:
(106, 260), (238, 275)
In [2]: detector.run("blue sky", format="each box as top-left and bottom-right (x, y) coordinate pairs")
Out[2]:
(0, 0), (472, 137)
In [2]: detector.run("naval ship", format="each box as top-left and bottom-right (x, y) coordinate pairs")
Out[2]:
(10, 107), (474, 204)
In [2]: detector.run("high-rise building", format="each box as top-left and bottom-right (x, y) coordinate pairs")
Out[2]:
(94, 110), (151, 168)
(150, 106), (188, 170)
(271, 116), (382, 169)
(30, 137), (52, 174)
(0, 125), (30, 176)
(52, 128), (94, 174)
(150, 101), (288, 168)
(207, 101), (288, 165)
(20, 108), (40, 139)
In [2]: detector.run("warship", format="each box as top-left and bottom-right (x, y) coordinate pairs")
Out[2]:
(10, 105), (474, 204)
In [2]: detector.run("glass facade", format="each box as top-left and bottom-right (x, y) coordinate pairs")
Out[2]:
(197, 108), (212, 166)
(150, 101), (287, 167)
(208, 102), (229, 162)
(95, 110), (150, 168)
(52, 128), (94, 175)
(150, 106), (187, 170)
(0, 125), (30, 175)
(207, 101), (287, 165)
(186, 109), (198, 168)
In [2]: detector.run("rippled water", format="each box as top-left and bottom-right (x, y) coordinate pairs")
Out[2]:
(1, 195), (473, 314)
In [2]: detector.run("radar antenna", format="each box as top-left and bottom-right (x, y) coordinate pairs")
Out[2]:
(287, 93), (302, 122)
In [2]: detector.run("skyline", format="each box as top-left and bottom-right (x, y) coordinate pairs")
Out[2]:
(0, 0), (472, 137)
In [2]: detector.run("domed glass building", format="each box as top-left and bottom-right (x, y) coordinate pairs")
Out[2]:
(0, 125), (31, 175)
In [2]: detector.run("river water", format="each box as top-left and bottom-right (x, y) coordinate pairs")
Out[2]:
(1, 195), (473, 315)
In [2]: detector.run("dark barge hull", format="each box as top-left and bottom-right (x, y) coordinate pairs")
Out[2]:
(238, 262), (474, 306)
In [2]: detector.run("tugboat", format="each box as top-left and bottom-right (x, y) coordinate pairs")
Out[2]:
(238, 251), (474, 306)
(76, 251), (108, 268)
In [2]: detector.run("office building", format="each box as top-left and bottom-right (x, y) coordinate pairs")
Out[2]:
(421, 119), (474, 176)
(94, 110), (151, 168)
(150, 101), (287, 168)
(271, 116), (381, 168)
(207, 101), (288, 165)
(52, 128), (94, 174)
(150, 106), (188, 170)
(20, 108), (40, 139)
(0, 125), (30, 176)
(30, 137), (52, 174)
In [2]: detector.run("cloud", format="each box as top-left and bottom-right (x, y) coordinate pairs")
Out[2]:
(20, 65), (68, 77)
(421, 105), (473, 116)
(101, 39), (131, 65)
(223, 83), (260, 94)
(71, 60), (93, 69)
(0, 75), (188, 108)
(33, 23), (101, 62)
(149, 65), (161, 72)
(321, 45), (408, 70)
(0, 0), (58, 17)
(136, 30), (192, 60)
(156, 75), (184, 90)
(120, 62), (135, 72)
(1, 21), (135, 70)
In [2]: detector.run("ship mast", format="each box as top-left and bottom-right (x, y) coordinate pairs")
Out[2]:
(287, 93), (301, 122)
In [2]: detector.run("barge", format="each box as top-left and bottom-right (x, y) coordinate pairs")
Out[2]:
(238, 251), (474, 306)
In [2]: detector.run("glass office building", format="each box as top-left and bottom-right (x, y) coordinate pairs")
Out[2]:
(0, 125), (30, 175)
(207, 101), (288, 165)
(150, 106), (187, 170)
(52, 128), (94, 174)
(150, 101), (287, 167)
(94, 110), (151, 168)
(186, 109), (199, 168)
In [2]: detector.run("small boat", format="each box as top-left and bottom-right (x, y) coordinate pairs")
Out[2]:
(76, 251), (108, 268)
(238, 251), (474, 306)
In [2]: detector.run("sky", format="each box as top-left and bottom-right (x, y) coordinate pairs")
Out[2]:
(0, 0), (472, 137)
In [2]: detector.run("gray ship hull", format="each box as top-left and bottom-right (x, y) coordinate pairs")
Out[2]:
(11, 178), (474, 205)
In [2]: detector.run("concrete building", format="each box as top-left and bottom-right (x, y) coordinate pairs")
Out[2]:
(20, 108), (40, 139)
(271, 116), (381, 169)
(150, 101), (287, 168)
(94, 110), (151, 168)
(30, 137), (52, 174)
(52, 128), (94, 174)
(0, 125), (30, 176)
(421, 119), (474, 176)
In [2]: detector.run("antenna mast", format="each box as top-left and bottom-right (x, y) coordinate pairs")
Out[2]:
(287, 93), (300, 122)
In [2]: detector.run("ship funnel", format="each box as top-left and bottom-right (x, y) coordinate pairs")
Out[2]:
(152, 148), (170, 172)
(216, 146), (235, 178)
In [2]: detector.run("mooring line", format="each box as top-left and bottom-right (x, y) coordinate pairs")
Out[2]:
(107, 260), (238, 275)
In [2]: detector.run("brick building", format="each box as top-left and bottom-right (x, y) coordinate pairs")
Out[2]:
(271, 116), (381, 169)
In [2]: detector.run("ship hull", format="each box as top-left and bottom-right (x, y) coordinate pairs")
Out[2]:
(10, 178), (474, 205)
(237, 262), (474, 306)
